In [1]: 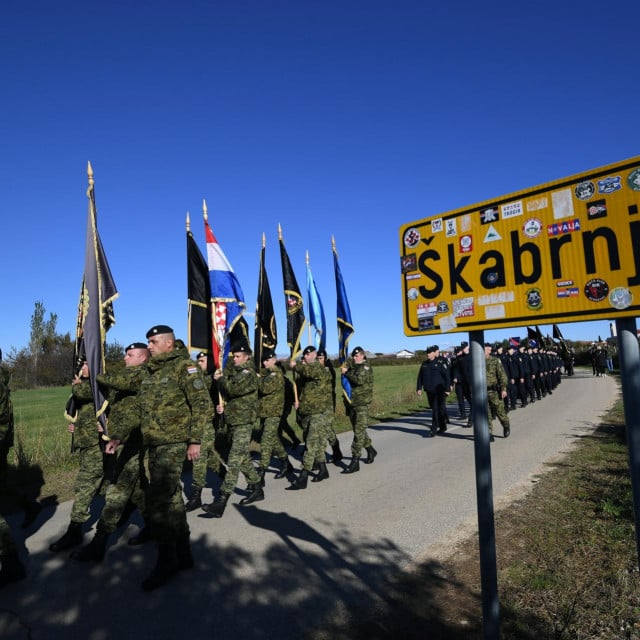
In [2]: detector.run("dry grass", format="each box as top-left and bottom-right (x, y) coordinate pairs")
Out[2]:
(318, 396), (640, 639)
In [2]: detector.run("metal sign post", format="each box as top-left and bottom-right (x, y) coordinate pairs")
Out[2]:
(616, 317), (640, 568)
(469, 331), (499, 639)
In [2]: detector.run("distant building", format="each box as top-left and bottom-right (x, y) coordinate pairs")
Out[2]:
(395, 349), (415, 359)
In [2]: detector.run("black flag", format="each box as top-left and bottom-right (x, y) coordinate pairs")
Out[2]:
(67, 162), (118, 434)
(186, 217), (212, 356)
(254, 234), (277, 368)
(278, 226), (305, 358)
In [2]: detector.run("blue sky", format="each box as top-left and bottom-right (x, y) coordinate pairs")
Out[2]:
(1, 1), (638, 358)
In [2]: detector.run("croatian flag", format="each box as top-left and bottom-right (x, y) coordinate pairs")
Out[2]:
(204, 217), (246, 368)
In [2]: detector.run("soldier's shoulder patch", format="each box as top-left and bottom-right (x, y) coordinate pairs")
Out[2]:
(241, 369), (251, 375)
(363, 365), (371, 370)
(186, 366), (198, 375)
(192, 378), (204, 390)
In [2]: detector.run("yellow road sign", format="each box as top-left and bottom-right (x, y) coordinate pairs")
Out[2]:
(400, 157), (640, 336)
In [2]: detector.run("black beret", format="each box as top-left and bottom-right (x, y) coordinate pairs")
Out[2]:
(317, 348), (328, 357)
(426, 345), (436, 353)
(261, 349), (276, 361)
(231, 343), (251, 354)
(302, 346), (316, 356)
(125, 342), (148, 352)
(484, 342), (493, 348)
(351, 346), (365, 357)
(146, 324), (173, 338)
(196, 351), (207, 359)
(461, 341), (468, 348)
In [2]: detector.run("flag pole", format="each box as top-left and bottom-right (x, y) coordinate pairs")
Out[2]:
(305, 250), (311, 346)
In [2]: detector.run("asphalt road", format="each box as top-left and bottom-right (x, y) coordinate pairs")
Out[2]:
(0, 369), (617, 639)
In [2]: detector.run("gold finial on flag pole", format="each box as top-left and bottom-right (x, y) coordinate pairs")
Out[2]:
(262, 232), (266, 249)
(203, 199), (208, 221)
(278, 223), (282, 241)
(186, 211), (191, 232)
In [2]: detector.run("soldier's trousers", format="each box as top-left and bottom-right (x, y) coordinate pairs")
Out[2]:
(259, 417), (287, 470)
(301, 412), (331, 471)
(507, 382), (518, 409)
(323, 416), (338, 447)
(192, 419), (226, 487)
(349, 405), (372, 457)
(487, 391), (510, 433)
(145, 442), (189, 544)
(70, 445), (106, 524)
(220, 422), (260, 495)
(426, 389), (447, 431)
(99, 443), (147, 533)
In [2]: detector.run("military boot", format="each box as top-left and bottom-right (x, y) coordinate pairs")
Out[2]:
(128, 525), (153, 546)
(256, 468), (266, 487)
(274, 457), (294, 479)
(49, 521), (83, 552)
(176, 535), (194, 571)
(240, 483), (265, 505)
(70, 528), (109, 563)
(201, 492), (230, 518)
(343, 457), (360, 474)
(141, 544), (179, 592)
(312, 462), (329, 483)
(331, 441), (343, 465)
(185, 484), (203, 512)
(285, 469), (309, 490)
(0, 551), (27, 589)
(364, 445), (378, 464)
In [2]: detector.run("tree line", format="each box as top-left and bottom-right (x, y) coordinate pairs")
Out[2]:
(3, 301), (123, 390)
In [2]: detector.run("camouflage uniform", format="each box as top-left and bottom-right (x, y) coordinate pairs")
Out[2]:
(0, 366), (17, 556)
(135, 341), (212, 544)
(191, 374), (226, 487)
(296, 360), (333, 472)
(343, 358), (374, 456)
(485, 355), (510, 435)
(68, 379), (107, 524)
(94, 366), (148, 533)
(0, 366), (14, 484)
(217, 358), (260, 495)
(258, 363), (288, 470)
(319, 360), (340, 449)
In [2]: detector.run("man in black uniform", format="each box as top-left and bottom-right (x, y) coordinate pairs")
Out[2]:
(416, 345), (451, 436)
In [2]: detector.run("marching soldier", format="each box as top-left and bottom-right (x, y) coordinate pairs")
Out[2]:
(71, 342), (151, 562)
(185, 352), (227, 512)
(342, 346), (375, 473)
(130, 325), (212, 591)
(484, 343), (510, 441)
(416, 345), (450, 437)
(317, 348), (343, 464)
(0, 363), (26, 588)
(287, 346), (333, 488)
(257, 350), (293, 483)
(202, 344), (263, 517)
(49, 361), (107, 553)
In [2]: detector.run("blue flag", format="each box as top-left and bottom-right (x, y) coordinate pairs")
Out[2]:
(306, 255), (326, 351)
(333, 238), (354, 400)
